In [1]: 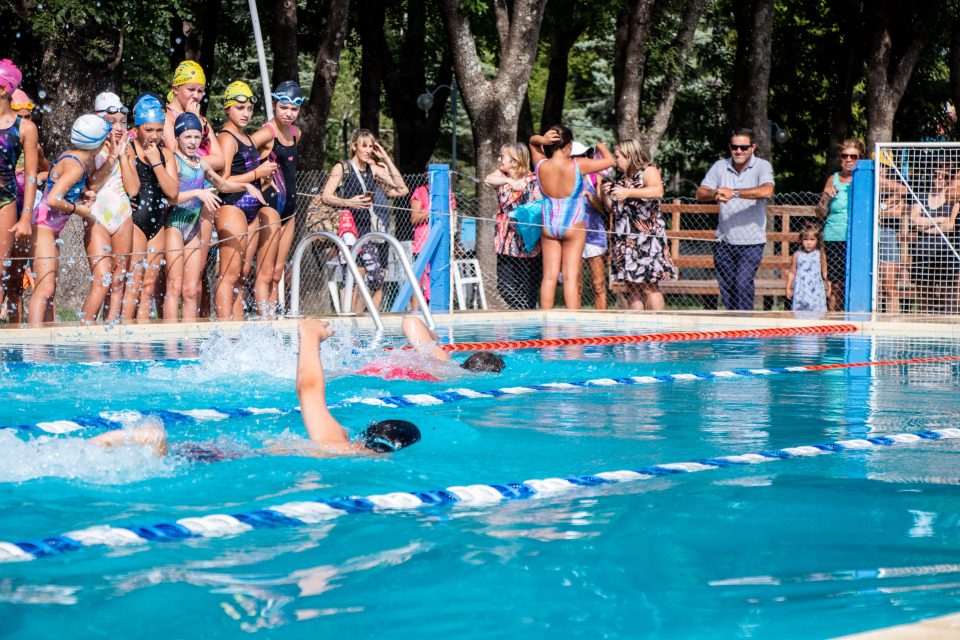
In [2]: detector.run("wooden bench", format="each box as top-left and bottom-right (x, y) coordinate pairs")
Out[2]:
(654, 202), (819, 308)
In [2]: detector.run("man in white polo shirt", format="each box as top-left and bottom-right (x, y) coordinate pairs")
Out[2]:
(696, 128), (776, 310)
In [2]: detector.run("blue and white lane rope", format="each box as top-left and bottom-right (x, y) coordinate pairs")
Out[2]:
(9, 354), (960, 436)
(2, 427), (958, 563)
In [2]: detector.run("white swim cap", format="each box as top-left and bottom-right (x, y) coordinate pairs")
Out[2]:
(71, 114), (111, 150)
(94, 91), (125, 114)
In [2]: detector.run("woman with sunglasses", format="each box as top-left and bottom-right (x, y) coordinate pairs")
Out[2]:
(78, 92), (138, 322)
(252, 80), (303, 311)
(216, 80), (279, 319)
(816, 138), (864, 312)
(163, 61), (224, 172)
(0, 61), (39, 323)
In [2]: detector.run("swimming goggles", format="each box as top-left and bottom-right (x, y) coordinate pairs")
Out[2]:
(12, 101), (34, 111)
(226, 94), (258, 104)
(272, 94), (304, 106)
(97, 106), (129, 115)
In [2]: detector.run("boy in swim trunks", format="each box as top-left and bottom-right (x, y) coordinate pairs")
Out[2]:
(91, 318), (421, 457)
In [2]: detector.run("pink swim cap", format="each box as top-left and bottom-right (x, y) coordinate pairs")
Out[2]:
(0, 59), (22, 95)
(11, 89), (30, 105)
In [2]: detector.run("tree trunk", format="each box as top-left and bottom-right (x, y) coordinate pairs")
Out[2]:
(357, 0), (386, 135)
(826, 4), (866, 170)
(950, 18), (960, 138)
(540, 21), (587, 133)
(271, 0), (299, 85)
(198, 0), (222, 106)
(645, 0), (707, 155)
(374, 0), (453, 174)
(729, 0), (774, 159)
(518, 92), (535, 143)
(299, 0), (351, 170)
(614, 0), (657, 142)
(864, 1), (924, 150)
(439, 0), (546, 308)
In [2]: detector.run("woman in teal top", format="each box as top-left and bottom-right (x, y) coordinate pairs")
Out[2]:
(817, 138), (864, 311)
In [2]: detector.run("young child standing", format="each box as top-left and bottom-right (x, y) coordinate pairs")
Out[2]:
(786, 221), (830, 312)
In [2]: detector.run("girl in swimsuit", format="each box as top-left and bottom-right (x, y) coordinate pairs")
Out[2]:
(79, 92), (137, 322)
(215, 81), (279, 320)
(164, 113), (265, 321)
(120, 95), (179, 321)
(253, 80), (303, 312)
(28, 114), (110, 326)
(162, 61), (224, 172)
(0, 61), (39, 323)
(529, 125), (613, 309)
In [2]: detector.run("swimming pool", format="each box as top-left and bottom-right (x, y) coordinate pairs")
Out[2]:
(2, 318), (960, 638)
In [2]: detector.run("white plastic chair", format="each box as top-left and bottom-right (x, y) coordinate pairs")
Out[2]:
(453, 259), (487, 310)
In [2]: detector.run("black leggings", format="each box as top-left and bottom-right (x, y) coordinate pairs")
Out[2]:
(497, 254), (542, 309)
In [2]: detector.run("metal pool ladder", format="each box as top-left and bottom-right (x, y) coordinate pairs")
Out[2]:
(288, 231), (385, 332)
(344, 232), (435, 330)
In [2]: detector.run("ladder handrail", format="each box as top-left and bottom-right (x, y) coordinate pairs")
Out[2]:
(343, 232), (436, 330)
(288, 231), (385, 333)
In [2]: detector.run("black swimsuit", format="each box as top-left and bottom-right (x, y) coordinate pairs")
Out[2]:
(131, 150), (169, 240)
(221, 130), (268, 223)
(263, 123), (298, 223)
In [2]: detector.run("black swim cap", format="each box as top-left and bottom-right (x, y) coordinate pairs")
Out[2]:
(272, 80), (303, 101)
(360, 420), (421, 453)
(461, 351), (505, 373)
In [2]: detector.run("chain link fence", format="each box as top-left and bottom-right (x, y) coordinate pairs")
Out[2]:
(33, 172), (856, 321)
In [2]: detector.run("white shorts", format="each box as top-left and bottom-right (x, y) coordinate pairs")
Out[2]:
(582, 243), (607, 259)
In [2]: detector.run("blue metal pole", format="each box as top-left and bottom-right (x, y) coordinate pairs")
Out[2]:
(846, 159), (875, 313)
(390, 164), (451, 313)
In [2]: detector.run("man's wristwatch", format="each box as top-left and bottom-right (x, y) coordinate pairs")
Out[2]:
(732, 189), (741, 199)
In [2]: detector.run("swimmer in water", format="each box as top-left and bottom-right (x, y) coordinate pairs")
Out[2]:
(356, 315), (506, 381)
(90, 318), (421, 457)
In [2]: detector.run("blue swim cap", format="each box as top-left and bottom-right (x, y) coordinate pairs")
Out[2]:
(272, 80), (303, 101)
(134, 94), (165, 126)
(174, 112), (202, 138)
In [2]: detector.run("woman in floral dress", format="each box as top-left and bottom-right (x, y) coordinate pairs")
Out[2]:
(604, 138), (675, 310)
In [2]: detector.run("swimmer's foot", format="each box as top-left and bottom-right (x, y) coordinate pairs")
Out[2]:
(300, 318), (336, 342)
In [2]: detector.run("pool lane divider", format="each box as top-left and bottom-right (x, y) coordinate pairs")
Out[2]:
(2, 426), (958, 564)
(0, 323), (859, 372)
(8, 354), (960, 437)
(395, 323), (860, 353)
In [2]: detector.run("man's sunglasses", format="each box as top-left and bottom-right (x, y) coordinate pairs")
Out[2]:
(12, 101), (34, 111)
(226, 94), (258, 104)
(272, 94), (304, 106)
(97, 106), (129, 115)
(729, 144), (753, 151)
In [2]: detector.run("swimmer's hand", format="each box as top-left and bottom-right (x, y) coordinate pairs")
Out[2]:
(245, 184), (268, 205)
(10, 216), (32, 239)
(196, 187), (222, 210)
(301, 317), (336, 342)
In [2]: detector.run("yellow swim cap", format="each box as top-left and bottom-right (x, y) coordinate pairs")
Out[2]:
(223, 80), (256, 109)
(173, 60), (206, 87)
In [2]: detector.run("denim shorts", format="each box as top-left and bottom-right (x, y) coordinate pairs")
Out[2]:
(878, 226), (900, 263)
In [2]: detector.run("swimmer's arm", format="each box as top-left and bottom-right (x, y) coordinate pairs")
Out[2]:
(483, 169), (511, 188)
(251, 124), (274, 150)
(119, 145), (140, 197)
(90, 425), (168, 457)
(296, 320), (353, 448)
(17, 118), (39, 226)
(162, 115), (178, 157)
(204, 166), (251, 195)
(402, 316), (451, 362)
(574, 142), (614, 174)
(203, 125), (226, 173)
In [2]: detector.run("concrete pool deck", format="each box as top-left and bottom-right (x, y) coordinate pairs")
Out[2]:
(0, 309), (958, 344)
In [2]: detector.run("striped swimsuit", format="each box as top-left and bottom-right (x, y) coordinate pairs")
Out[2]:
(536, 159), (584, 239)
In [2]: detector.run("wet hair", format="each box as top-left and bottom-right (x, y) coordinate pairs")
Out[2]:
(349, 128), (377, 151)
(615, 138), (653, 176)
(543, 124), (573, 158)
(730, 128), (755, 144)
(460, 351), (505, 373)
(499, 142), (530, 177)
(359, 419), (421, 453)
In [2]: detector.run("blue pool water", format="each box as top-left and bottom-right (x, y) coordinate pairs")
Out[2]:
(2, 321), (960, 638)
